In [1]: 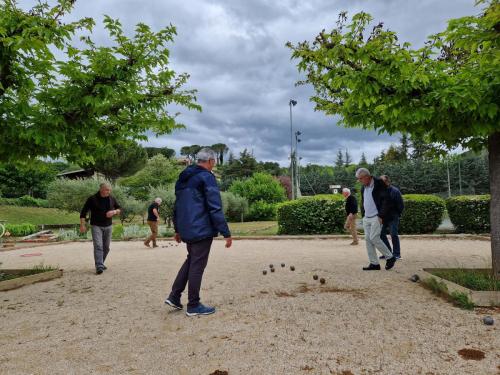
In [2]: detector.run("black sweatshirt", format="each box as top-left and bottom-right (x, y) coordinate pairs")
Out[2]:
(80, 192), (121, 227)
(345, 195), (358, 216)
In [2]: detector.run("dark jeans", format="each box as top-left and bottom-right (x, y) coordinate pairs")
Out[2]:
(380, 216), (401, 257)
(169, 237), (213, 308)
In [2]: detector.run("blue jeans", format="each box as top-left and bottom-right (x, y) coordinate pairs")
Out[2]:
(380, 216), (401, 258)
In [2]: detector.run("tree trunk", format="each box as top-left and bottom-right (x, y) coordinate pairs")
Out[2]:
(489, 132), (500, 280)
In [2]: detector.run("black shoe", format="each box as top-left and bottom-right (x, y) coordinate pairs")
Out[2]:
(385, 257), (397, 270)
(102, 265), (107, 270)
(362, 263), (381, 271)
(96, 268), (104, 275)
(164, 298), (183, 310)
(379, 255), (386, 260)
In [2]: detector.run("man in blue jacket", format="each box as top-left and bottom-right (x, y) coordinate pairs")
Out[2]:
(165, 148), (232, 316)
(379, 175), (404, 260)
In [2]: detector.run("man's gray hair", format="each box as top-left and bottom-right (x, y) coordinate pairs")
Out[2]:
(355, 168), (371, 178)
(342, 187), (351, 194)
(154, 197), (162, 204)
(99, 182), (112, 189)
(196, 147), (217, 162)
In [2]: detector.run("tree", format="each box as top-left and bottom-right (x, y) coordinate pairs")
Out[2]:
(358, 153), (369, 168)
(220, 149), (259, 190)
(211, 143), (229, 164)
(334, 149), (344, 168)
(344, 149), (353, 166)
(180, 145), (202, 162)
(0, 160), (58, 198)
(144, 147), (176, 159)
(410, 135), (434, 160)
(0, 1), (200, 164)
(257, 161), (281, 176)
(89, 141), (148, 181)
(400, 134), (410, 160)
(288, 1), (500, 277)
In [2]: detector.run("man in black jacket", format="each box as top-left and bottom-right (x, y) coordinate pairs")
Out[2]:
(355, 168), (397, 271)
(342, 188), (359, 245)
(379, 175), (404, 259)
(80, 183), (121, 274)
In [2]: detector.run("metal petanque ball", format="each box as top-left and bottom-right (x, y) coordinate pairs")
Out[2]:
(281, 263), (285, 268)
(290, 266), (295, 271)
(313, 275), (319, 280)
(409, 274), (420, 282)
(319, 278), (326, 284)
(483, 316), (494, 326)
(263, 270), (267, 275)
(270, 268), (275, 273)
(269, 264), (274, 269)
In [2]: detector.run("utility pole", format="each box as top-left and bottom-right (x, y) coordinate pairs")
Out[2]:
(289, 99), (297, 199)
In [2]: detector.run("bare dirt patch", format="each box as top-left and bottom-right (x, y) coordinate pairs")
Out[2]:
(457, 348), (485, 361)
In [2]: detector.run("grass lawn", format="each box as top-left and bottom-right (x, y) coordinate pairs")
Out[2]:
(428, 268), (500, 291)
(228, 221), (278, 236)
(0, 205), (80, 225)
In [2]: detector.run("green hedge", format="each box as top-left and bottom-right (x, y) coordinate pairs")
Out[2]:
(277, 195), (344, 235)
(446, 195), (490, 233)
(399, 194), (445, 234)
(247, 201), (277, 221)
(0, 195), (49, 207)
(5, 223), (38, 237)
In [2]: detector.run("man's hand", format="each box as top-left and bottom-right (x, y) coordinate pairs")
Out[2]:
(378, 217), (383, 224)
(106, 210), (117, 218)
(174, 233), (181, 243)
(79, 224), (86, 234)
(225, 237), (232, 248)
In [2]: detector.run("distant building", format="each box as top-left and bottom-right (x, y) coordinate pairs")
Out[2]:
(57, 169), (96, 180)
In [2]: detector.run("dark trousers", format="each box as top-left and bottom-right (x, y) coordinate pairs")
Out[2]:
(380, 216), (401, 257)
(169, 237), (213, 308)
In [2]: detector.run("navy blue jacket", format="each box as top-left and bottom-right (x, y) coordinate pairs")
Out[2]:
(387, 185), (404, 217)
(173, 165), (231, 243)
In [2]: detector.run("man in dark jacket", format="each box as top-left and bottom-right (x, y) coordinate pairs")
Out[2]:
(355, 168), (396, 271)
(165, 148), (232, 317)
(144, 197), (162, 248)
(80, 183), (121, 274)
(342, 188), (359, 245)
(379, 175), (404, 259)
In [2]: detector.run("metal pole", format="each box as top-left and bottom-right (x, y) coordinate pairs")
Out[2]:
(289, 102), (294, 200)
(458, 158), (462, 195)
(446, 158), (451, 197)
(295, 134), (300, 197)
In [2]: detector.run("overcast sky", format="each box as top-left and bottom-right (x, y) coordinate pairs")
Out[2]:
(30, 0), (479, 165)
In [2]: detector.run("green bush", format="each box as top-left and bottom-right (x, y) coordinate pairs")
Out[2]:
(399, 194), (445, 234)
(229, 173), (286, 205)
(112, 224), (125, 240)
(148, 185), (176, 225)
(221, 192), (249, 222)
(0, 195), (49, 207)
(5, 223), (37, 237)
(277, 195), (345, 234)
(446, 195), (490, 233)
(247, 201), (276, 221)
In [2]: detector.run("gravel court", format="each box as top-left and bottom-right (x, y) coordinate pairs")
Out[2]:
(0, 238), (498, 375)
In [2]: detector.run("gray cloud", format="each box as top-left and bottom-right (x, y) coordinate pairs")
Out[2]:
(20, 0), (478, 165)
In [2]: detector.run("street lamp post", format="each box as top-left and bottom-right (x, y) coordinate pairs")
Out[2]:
(289, 99), (297, 199)
(295, 130), (302, 197)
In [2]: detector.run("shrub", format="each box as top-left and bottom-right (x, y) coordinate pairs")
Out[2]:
(221, 192), (249, 222)
(229, 173), (286, 205)
(399, 194), (445, 234)
(0, 195), (49, 207)
(112, 224), (125, 240)
(247, 201), (276, 221)
(148, 185), (176, 225)
(446, 195), (490, 233)
(5, 223), (37, 237)
(277, 195), (345, 234)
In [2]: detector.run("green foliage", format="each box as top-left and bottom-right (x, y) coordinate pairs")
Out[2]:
(229, 173), (286, 205)
(257, 161), (282, 176)
(429, 268), (499, 291)
(119, 154), (181, 200)
(148, 185), (176, 224)
(112, 224), (125, 240)
(299, 164), (335, 195)
(0, 195), (49, 208)
(144, 147), (176, 159)
(0, 1), (200, 163)
(277, 195), (345, 234)
(399, 194), (445, 234)
(5, 223), (37, 237)
(0, 206), (79, 225)
(446, 195), (490, 233)
(288, 1), (500, 150)
(247, 201), (277, 221)
(0, 161), (58, 198)
(220, 150), (259, 190)
(89, 141), (148, 181)
(47, 178), (102, 213)
(221, 192), (249, 222)
(449, 291), (475, 310)
(211, 143), (230, 164)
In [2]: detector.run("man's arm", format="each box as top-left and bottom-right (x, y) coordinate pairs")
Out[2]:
(80, 198), (91, 232)
(203, 174), (231, 240)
